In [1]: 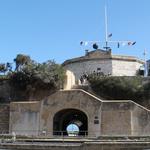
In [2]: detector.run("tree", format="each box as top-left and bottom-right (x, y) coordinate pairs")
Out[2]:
(10, 58), (65, 90)
(0, 63), (8, 75)
(6, 62), (13, 72)
(23, 60), (65, 89)
(14, 54), (31, 71)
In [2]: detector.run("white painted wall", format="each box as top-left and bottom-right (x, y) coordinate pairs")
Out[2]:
(64, 58), (143, 86)
(64, 70), (75, 90)
(64, 59), (112, 84)
(112, 60), (143, 76)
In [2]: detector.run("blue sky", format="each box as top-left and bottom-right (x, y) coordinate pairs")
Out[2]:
(0, 0), (150, 64)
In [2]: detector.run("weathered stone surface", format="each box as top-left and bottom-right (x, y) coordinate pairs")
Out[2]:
(101, 102), (132, 135)
(1, 141), (150, 150)
(0, 104), (9, 133)
(63, 49), (144, 87)
(112, 59), (142, 76)
(9, 101), (41, 135)
(0, 79), (54, 102)
(131, 102), (150, 136)
(9, 89), (150, 137)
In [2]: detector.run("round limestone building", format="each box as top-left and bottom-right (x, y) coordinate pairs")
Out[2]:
(63, 49), (144, 88)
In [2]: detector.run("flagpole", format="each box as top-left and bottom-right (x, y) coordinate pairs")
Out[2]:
(144, 49), (147, 77)
(105, 5), (108, 50)
(80, 4), (136, 50)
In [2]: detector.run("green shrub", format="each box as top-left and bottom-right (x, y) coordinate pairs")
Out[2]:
(88, 76), (150, 103)
(9, 60), (65, 91)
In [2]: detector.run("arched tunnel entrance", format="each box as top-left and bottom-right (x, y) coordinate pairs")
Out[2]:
(53, 109), (88, 136)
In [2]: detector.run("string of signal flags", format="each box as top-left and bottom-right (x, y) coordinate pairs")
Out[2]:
(80, 33), (136, 50)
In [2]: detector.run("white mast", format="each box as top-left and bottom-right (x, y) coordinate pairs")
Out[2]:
(80, 5), (136, 50)
(143, 49), (148, 77)
(105, 5), (108, 47)
(104, 5), (111, 50)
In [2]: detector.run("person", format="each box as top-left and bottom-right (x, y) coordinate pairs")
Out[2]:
(80, 76), (84, 84)
(12, 132), (16, 142)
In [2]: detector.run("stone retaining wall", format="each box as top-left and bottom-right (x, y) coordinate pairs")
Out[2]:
(0, 104), (10, 133)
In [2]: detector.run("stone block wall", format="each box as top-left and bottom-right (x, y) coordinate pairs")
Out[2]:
(0, 104), (10, 133)
(101, 101), (132, 136)
(9, 102), (41, 135)
(64, 57), (143, 88)
(64, 59), (112, 84)
(131, 102), (150, 136)
(112, 60), (142, 76)
(9, 90), (150, 137)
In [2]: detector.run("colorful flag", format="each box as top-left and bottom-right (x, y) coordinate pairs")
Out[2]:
(85, 41), (88, 46)
(108, 33), (112, 38)
(132, 41), (136, 45)
(93, 43), (99, 49)
(128, 41), (132, 45)
(122, 42), (126, 46)
(117, 42), (120, 48)
(143, 49), (147, 56)
(128, 41), (136, 46)
(80, 41), (83, 45)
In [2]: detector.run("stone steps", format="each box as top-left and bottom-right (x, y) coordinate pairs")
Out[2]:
(72, 85), (105, 100)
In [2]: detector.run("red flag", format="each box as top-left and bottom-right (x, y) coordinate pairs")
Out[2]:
(128, 41), (136, 46)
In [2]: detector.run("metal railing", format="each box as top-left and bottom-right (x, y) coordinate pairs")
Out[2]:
(1, 130), (150, 141)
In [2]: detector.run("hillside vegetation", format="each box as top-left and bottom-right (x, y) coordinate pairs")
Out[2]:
(0, 54), (65, 102)
(88, 75), (150, 107)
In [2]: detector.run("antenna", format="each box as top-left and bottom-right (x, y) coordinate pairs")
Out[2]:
(105, 5), (108, 43)
(143, 49), (148, 77)
(104, 5), (110, 50)
(80, 5), (136, 51)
